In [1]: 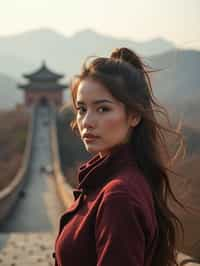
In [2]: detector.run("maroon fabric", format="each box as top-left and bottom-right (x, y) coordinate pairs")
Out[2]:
(53, 143), (158, 266)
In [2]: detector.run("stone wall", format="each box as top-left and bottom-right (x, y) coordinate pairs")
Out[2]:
(0, 105), (36, 224)
(25, 90), (63, 107)
(49, 106), (74, 208)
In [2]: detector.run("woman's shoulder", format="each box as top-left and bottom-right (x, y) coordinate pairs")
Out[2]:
(96, 163), (156, 217)
(100, 164), (151, 203)
(96, 166), (157, 235)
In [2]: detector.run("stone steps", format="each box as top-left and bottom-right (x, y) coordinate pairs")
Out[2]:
(0, 232), (55, 266)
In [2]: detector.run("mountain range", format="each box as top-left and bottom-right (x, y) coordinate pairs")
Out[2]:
(0, 28), (199, 113)
(0, 73), (22, 109)
(0, 28), (175, 79)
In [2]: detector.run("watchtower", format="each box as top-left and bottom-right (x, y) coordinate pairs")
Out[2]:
(18, 61), (67, 108)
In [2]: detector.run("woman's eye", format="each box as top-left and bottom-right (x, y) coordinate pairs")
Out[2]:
(98, 107), (110, 113)
(76, 106), (110, 115)
(76, 107), (86, 114)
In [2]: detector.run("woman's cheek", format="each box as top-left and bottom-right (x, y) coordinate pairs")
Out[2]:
(102, 113), (124, 131)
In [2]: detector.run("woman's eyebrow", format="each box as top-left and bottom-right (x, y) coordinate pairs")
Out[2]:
(76, 99), (114, 105)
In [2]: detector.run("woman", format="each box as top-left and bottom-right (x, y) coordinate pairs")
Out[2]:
(53, 47), (185, 266)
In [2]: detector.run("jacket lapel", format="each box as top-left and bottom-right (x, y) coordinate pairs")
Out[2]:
(56, 188), (85, 242)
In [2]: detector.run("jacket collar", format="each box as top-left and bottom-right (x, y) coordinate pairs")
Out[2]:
(76, 143), (136, 194)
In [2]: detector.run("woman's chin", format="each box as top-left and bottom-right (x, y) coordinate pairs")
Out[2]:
(84, 144), (99, 154)
(84, 143), (102, 154)
(85, 145), (109, 157)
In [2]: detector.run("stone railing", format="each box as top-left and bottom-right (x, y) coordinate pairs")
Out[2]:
(49, 106), (74, 209)
(0, 105), (37, 224)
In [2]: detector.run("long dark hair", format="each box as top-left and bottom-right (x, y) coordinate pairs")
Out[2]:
(69, 47), (185, 266)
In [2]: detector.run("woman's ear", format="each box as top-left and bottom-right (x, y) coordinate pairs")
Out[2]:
(130, 113), (141, 127)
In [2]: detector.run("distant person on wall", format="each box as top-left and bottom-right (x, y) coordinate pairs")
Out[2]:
(53, 47), (185, 266)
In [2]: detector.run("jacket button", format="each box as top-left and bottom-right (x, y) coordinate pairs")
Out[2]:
(52, 252), (56, 258)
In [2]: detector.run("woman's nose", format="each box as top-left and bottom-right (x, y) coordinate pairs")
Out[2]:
(82, 111), (96, 128)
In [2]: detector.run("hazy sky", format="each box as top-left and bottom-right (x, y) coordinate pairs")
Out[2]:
(1, 0), (200, 49)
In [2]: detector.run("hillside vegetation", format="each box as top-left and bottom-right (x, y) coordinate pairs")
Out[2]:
(0, 109), (29, 190)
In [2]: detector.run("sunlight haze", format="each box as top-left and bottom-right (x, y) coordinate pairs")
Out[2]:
(0, 0), (200, 49)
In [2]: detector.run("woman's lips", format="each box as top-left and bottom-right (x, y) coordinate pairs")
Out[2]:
(83, 135), (99, 142)
(84, 138), (98, 142)
(83, 133), (99, 138)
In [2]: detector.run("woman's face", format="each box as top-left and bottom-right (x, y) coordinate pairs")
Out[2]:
(75, 78), (140, 157)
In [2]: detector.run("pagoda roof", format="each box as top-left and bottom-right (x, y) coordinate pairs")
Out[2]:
(23, 61), (64, 81)
(18, 82), (67, 90)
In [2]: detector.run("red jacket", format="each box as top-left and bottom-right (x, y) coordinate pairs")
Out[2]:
(53, 143), (158, 266)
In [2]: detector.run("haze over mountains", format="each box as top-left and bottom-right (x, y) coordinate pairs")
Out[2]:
(0, 73), (22, 109)
(0, 28), (199, 111)
(150, 50), (200, 102)
(0, 28), (175, 78)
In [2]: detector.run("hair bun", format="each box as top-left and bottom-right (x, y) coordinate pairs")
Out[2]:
(110, 47), (143, 70)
